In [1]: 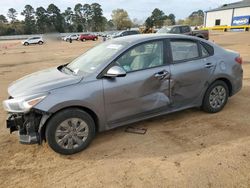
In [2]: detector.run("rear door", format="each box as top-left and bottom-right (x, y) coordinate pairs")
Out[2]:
(102, 40), (171, 126)
(168, 39), (216, 108)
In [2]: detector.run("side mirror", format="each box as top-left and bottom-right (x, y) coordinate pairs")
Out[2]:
(105, 66), (126, 78)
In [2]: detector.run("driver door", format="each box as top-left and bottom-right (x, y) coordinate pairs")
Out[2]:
(102, 40), (171, 126)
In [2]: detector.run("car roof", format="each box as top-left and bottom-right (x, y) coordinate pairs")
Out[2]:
(111, 33), (200, 45)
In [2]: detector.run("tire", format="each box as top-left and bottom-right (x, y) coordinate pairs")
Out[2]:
(24, 42), (29, 46)
(45, 108), (96, 155)
(66, 39), (69, 42)
(82, 38), (86, 42)
(38, 41), (43, 45)
(202, 80), (229, 113)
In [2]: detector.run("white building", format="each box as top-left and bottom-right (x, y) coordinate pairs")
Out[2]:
(204, 0), (250, 27)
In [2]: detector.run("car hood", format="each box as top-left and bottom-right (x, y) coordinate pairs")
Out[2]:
(8, 67), (82, 98)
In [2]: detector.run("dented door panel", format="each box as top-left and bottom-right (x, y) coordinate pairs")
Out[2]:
(103, 66), (171, 124)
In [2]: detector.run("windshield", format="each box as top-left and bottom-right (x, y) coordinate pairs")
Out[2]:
(67, 41), (124, 76)
(157, 27), (172, 33)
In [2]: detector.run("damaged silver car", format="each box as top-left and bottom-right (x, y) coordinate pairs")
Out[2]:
(2, 34), (243, 155)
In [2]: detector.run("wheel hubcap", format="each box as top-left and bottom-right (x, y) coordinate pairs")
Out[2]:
(55, 118), (89, 149)
(209, 85), (226, 109)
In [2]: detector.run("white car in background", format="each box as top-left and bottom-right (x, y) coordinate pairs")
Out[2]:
(63, 34), (79, 42)
(22, 37), (44, 46)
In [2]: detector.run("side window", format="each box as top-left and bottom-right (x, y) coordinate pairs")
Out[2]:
(116, 41), (164, 72)
(130, 31), (139, 35)
(200, 42), (214, 55)
(182, 26), (191, 33)
(122, 31), (128, 36)
(128, 31), (134, 35)
(201, 44), (209, 57)
(170, 40), (199, 62)
(171, 27), (181, 34)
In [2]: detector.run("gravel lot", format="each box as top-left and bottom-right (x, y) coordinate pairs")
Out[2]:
(0, 32), (250, 188)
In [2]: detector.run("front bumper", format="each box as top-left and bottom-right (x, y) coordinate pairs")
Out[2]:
(6, 110), (43, 144)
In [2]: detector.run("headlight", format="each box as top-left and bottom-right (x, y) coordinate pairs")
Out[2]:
(2, 94), (47, 113)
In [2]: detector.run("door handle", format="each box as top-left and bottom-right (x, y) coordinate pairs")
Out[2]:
(205, 63), (214, 68)
(154, 70), (170, 80)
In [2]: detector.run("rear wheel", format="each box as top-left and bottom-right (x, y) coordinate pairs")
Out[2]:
(38, 41), (43, 45)
(202, 80), (229, 113)
(45, 108), (96, 155)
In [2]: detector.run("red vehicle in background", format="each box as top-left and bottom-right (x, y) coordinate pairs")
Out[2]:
(79, 34), (98, 41)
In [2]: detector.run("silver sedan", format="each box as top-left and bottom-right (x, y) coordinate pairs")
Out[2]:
(3, 34), (243, 154)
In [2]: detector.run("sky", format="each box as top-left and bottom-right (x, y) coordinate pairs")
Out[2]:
(0, 0), (240, 22)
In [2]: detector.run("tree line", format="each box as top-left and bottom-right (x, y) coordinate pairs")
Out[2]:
(0, 3), (204, 36)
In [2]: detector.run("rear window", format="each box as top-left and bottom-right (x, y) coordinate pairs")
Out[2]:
(171, 40), (199, 62)
(200, 42), (214, 56)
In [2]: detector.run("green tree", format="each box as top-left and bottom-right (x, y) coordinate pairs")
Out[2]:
(106, 19), (115, 30)
(21, 5), (36, 34)
(150, 8), (167, 28)
(74, 3), (85, 31)
(168, 13), (176, 25)
(36, 7), (49, 33)
(62, 7), (74, 32)
(187, 10), (204, 26)
(111, 9), (132, 30)
(63, 7), (73, 25)
(7, 8), (18, 23)
(0, 15), (8, 23)
(145, 17), (154, 29)
(91, 3), (105, 31)
(83, 4), (92, 31)
(47, 4), (64, 32)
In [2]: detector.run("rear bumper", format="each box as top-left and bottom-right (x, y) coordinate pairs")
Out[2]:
(6, 110), (43, 144)
(231, 67), (243, 96)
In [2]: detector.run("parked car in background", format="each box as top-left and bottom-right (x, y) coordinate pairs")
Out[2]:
(3, 34), (243, 155)
(112, 30), (140, 38)
(63, 34), (79, 42)
(79, 34), (98, 41)
(22, 37), (44, 46)
(157, 25), (209, 40)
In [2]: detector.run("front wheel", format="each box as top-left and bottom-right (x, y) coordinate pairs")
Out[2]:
(45, 108), (96, 155)
(202, 80), (229, 113)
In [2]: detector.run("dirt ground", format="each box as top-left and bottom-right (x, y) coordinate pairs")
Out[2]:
(0, 32), (250, 188)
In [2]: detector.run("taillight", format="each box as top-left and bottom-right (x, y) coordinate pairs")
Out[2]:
(235, 56), (243, 64)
